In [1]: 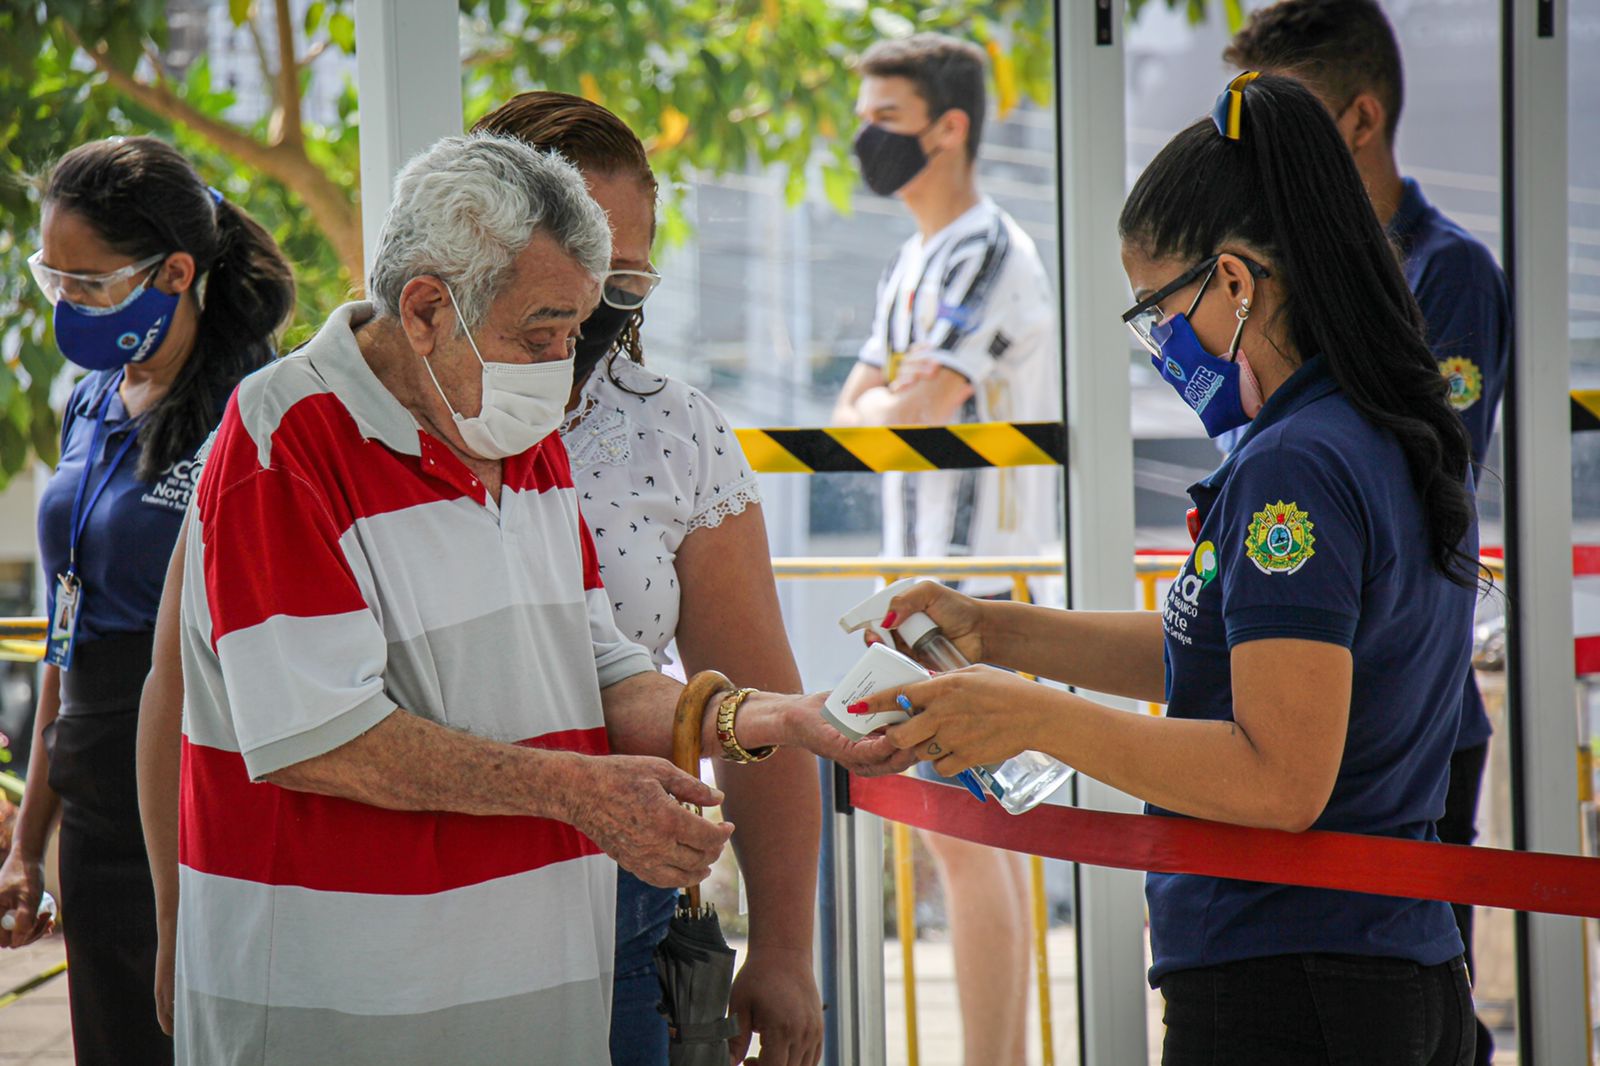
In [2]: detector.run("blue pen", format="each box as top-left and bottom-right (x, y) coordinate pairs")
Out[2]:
(898, 693), (987, 803)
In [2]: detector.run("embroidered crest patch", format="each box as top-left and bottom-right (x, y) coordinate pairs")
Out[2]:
(1244, 501), (1315, 575)
(1438, 356), (1483, 411)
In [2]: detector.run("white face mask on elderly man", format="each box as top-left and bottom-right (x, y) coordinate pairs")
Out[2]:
(420, 285), (575, 460)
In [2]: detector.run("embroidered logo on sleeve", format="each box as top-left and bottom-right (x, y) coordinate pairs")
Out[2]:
(1438, 356), (1483, 411)
(1244, 502), (1315, 575)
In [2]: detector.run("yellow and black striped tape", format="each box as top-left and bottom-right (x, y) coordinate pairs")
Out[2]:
(736, 421), (1065, 474)
(1575, 390), (1600, 434)
(738, 397), (1599, 475)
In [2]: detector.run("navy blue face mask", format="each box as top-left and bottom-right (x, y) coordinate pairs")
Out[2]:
(1148, 312), (1263, 438)
(53, 266), (179, 372)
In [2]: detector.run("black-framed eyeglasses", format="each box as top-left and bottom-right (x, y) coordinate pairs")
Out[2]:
(600, 268), (662, 311)
(1121, 253), (1270, 357)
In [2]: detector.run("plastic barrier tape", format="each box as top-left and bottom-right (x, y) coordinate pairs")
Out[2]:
(736, 422), (1066, 473)
(1575, 390), (1600, 434)
(849, 773), (1600, 919)
(737, 391), (1597, 478)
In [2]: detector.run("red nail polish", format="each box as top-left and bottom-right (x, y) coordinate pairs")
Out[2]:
(881, 611), (898, 628)
(847, 701), (870, 715)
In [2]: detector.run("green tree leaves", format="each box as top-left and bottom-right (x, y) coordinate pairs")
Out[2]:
(1, 0), (1057, 488)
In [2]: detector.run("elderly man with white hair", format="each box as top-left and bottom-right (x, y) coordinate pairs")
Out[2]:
(173, 133), (905, 1064)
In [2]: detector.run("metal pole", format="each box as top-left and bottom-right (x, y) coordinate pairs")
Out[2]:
(828, 764), (887, 1066)
(892, 822), (921, 1066)
(1011, 574), (1056, 1066)
(1054, 2), (1150, 1063)
(353, 0), (464, 273)
(817, 760), (842, 1066)
(1500, 0), (1587, 1061)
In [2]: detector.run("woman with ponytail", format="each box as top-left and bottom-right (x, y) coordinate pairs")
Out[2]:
(0, 136), (292, 1063)
(843, 74), (1478, 1063)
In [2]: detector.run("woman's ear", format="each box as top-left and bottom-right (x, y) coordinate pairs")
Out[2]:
(156, 252), (198, 296)
(1216, 253), (1259, 308)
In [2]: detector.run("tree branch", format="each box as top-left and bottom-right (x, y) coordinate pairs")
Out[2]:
(63, 22), (366, 282)
(244, 10), (281, 113)
(67, 22), (273, 168)
(271, 0), (304, 147)
(298, 38), (331, 71)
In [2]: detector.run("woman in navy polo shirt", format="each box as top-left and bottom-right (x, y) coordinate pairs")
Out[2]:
(0, 138), (293, 1063)
(852, 73), (1480, 1064)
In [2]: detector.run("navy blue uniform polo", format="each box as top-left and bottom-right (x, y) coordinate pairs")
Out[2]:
(1389, 176), (1509, 751)
(1148, 355), (1470, 985)
(38, 371), (206, 650)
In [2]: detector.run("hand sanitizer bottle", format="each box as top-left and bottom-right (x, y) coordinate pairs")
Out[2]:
(839, 580), (1075, 815)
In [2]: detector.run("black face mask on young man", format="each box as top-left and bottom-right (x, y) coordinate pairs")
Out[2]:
(573, 301), (636, 383)
(853, 118), (943, 197)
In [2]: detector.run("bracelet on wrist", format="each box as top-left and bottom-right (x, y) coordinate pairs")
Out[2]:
(716, 688), (775, 764)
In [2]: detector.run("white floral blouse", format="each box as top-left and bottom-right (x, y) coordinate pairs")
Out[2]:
(559, 356), (761, 666)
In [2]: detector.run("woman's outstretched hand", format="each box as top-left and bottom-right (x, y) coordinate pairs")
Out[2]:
(851, 666), (1045, 777)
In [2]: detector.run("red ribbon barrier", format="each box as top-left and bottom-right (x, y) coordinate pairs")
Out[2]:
(850, 773), (1600, 919)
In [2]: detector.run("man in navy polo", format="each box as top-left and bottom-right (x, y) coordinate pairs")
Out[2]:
(1226, 3), (1510, 1061)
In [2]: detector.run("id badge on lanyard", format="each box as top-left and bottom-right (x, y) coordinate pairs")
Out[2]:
(46, 375), (140, 670)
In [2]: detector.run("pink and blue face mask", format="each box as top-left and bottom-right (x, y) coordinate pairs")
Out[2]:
(1122, 253), (1269, 438)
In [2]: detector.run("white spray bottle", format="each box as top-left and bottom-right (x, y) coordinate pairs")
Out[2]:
(839, 579), (1075, 815)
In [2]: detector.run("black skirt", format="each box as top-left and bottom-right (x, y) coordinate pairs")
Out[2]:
(46, 631), (172, 1065)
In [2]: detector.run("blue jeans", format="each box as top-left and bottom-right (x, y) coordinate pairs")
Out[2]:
(610, 870), (680, 1066)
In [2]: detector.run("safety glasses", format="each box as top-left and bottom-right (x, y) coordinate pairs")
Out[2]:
(600, 268), (662, 311)
(28, 250), (166, 310)
(1121, 254), (1270, 357)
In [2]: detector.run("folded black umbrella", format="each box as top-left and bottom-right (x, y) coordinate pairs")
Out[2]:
(655, 892), (740, 1065)
(654, 674), (742, 1065)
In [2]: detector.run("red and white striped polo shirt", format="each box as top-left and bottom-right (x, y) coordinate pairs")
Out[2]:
(175, 302), (652, 1065)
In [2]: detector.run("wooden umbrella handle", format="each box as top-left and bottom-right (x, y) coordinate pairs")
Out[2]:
(673, 670), (732, 911)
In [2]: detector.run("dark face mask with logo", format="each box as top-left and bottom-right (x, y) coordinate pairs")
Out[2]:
(853, 116), (945, 197)
(54, 263), (179, 372)
(573, 300), (636, 384)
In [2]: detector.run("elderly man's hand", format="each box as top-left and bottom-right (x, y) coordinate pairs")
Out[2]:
(778, 693), (921, 778)
(561, 754), (734, 888)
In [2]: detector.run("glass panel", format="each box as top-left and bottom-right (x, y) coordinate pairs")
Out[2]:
(639, 14), (1072, 1063)
(1569, 3), (1600, 1062)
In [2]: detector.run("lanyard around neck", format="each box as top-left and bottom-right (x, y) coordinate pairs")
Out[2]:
(66, 373), (142, 574)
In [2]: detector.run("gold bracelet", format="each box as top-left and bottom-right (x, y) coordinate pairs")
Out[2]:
(715, 688), (775, 764)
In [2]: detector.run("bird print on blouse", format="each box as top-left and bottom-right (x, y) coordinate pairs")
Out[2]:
(559, 357), (761, 665)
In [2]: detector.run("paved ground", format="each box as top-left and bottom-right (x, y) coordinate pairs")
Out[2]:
(0, 934), (70, 1063)
(0, 926), (1532, 1064)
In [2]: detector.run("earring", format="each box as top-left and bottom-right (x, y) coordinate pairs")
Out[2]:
(1229, 298), (1251, 355)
